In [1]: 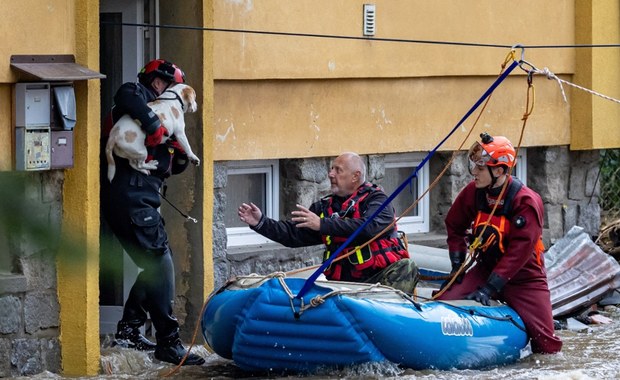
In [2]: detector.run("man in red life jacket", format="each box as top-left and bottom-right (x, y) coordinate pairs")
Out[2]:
(238, 152), (417, 292)
(436, 132), (562, 354)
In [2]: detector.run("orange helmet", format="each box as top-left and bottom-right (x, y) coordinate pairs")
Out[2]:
(468, 132), (516, 168)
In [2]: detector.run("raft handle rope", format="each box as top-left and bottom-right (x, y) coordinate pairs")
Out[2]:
(403, 291), (527, 332)
(274, 277), (423, 319)
(454, 302), (526, 332)
(295, 53), (520, 299)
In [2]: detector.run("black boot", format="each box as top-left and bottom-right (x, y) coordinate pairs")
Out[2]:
(154, 335), (205, 366)
(113, 321), (157, 351)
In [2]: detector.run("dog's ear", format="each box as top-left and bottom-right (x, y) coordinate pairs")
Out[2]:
(181, 85), (198, 113)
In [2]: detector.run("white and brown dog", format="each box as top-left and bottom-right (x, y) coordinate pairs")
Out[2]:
(105, 83), (201, 181)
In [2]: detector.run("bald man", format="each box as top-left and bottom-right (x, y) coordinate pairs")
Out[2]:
(238, 152), (417, 291)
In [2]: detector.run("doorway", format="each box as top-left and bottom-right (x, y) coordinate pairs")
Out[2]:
(99, 0), (159, 335)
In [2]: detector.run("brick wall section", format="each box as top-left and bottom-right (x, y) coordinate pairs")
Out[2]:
(0, 172), (62, 377)
(215, 148), (601, 287)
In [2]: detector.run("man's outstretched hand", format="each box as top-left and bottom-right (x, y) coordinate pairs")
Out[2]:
(238, 202), (263, 227)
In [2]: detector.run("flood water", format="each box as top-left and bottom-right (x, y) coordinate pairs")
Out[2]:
(21, 305), (620, 380)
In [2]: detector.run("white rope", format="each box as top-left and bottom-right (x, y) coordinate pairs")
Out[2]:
(533, 66), (620, 105)
(535, 67), (568, 102)
(233, 272), (420, 316)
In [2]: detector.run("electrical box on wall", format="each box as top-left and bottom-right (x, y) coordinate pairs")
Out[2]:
(13, 82), (76, 170)
(14, 83), (51, 171)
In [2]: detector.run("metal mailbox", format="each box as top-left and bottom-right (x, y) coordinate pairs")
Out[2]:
(14, 82), (76, 170)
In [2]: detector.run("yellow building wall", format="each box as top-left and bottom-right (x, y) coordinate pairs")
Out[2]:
(0, 1), (75, 82)
(57, 0), (102, 376)
(211, 0), (618, 159)
(214, 0), (574, 79)
(214, 75), (570, 160)
(572, 0), (620, 150)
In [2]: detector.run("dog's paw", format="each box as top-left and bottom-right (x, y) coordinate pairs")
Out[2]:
(189, 155), (201, 166)
(142, 160), (159, 170)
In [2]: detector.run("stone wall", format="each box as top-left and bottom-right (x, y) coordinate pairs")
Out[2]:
(527, 147), (601, 244)
(214, 147), (602, 287)
(0, 172), (63, 377)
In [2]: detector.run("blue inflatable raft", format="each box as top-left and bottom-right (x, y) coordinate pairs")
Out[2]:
(201, 273), (527, 372)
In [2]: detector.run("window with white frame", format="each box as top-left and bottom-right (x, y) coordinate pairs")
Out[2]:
(513, 148), (527, 186)
(225, 160), (279, 247)
(382, 153), (430, 234)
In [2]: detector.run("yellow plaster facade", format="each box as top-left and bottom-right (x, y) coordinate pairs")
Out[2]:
(572, 0), (620, 149)
(202, 3), (216, 297)
(56, 1), (102, 376)
(211, 0), (620, 160)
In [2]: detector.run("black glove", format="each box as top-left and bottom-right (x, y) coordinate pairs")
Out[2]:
(466, 272), (506, 306)
(440, 251), (466, 290)
(466, 285), (493, 306)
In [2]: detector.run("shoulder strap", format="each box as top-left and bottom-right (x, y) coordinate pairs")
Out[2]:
(475, 176), (523, 216)
(502, 176), (523, 217)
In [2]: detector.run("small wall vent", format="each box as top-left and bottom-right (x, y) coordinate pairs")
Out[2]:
(363, 4), (376, 37)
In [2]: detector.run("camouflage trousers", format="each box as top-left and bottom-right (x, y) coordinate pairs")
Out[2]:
(364, 258), (420, 294)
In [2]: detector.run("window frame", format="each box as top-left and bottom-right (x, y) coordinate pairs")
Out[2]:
(225, 160), (279, 247)
(383, 152), (430, 234)
(514, 147), (527, 186)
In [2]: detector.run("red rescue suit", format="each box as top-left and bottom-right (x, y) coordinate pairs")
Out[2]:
(437, 176), (562, 354)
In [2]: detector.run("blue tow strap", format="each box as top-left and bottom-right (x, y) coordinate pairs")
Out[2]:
(296, 59), (519, 299)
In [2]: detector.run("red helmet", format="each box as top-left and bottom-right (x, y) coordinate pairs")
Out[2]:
(468, 132), (516, 168)
(138, 59), (185, 85)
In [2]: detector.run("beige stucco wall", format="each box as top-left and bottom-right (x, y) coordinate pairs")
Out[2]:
(572, 0), (620, 150)
(211, 0), (580, 160)
(214, 76), (570, 160)
(214, 0), (574, 79)
(56, 1), (101, 376)
(214, 74), (571, 161)
(0, 1), (76, 83)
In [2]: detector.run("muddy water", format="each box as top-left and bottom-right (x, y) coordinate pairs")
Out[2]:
(21, 306), (620, 380)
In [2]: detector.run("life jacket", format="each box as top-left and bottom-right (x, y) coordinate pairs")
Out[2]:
(320, 183), (409, 281)
(471, 177), (545, 265)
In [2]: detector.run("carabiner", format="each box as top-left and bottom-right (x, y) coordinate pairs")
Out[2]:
(511, 44), (525, 63)
(527, 70), (534, 86)
(518, 59), (538, 76)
